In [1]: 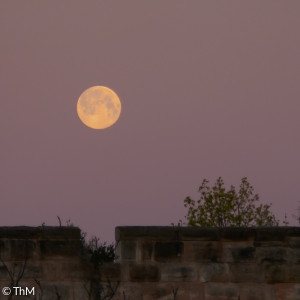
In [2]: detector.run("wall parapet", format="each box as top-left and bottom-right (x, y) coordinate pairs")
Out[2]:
(0, 226), (299, 299)
(114, 226), (300, 299)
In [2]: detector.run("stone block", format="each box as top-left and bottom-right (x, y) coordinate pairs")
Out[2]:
(294, 249), (300, 263)
(239, 283), (275, 300)
(287, 227), (300, 237)
(178, 283), (205, 300)
(288, 237), (300, 248)
(184, 241), (223, 263)
(273, 283), (300, 300)
(129, 263), (160, 282)
(141, 241), (153, 261)
(115, 226), (181, 241)
(256, 247), (294, 263)
(60, 260), (91, 280)
(263, 263), (300, 284)
(290, 264), (300, 282)
(154, 242), (183, 262)
(43, 261), (62, 280)
(0, 261), (30, 280)
(0, 265), (8, 280)
(141, 283), (176, 299)
(70, 282), (90, 300)
(39, 239), (81, 258)
(220, 228), (255, 241)
(141, 282), (205, 300)
(115, 282), (143, 299)
(204, 282), (239, 300)
(161, 264), (197, 282)
(179, 227), (220, 241)
(0, 226), (81, 240)
(10, 239), (38, 260)
(0, 239), (10, 261)
(254, 241), (288, 247)
(255, 227), (289, 242)
(231, 246), (255, 261)
(37, 282), (71, 300)
(23, 263), (44, 278)
(263, 262), (290, 283)
(230, 263), (264, 283)
(39, 226), (81, 240)
(198, 263), (231, 282)
(99, 263), (121, 281)
(224, 244), (255, 263)
(121, 241), (136, 260)
(115, 226), (221, 242)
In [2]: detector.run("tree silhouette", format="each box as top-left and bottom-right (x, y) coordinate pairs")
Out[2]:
(183, 177), (278, 227)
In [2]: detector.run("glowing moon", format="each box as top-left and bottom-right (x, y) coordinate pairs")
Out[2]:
(77, 86), (121, 129)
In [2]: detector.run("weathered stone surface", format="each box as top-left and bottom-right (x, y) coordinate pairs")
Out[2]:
(254, 240), (288, 247)
(179, 227), (220, 241)
(116, 226), (220, 242)
(99, 262), (121, 281)
(176, 283), (205, 300)
(264, 262), (290, 283)
(255, 227), (290, 242)
(204, 282), (239, 299)
(294, 249), (300, 263)
(23, 263), (44, 278)
(263, 263), (300, 284)
(273, 283), (300, 300)
(160, 264), (197, 282)
(286, 227), (300, 237)
(60, 260), (91, 280)
(115, 283), (143, 299)
(38, 282), (71, 300)
(239, 283), (275, 300)
(0, 226), (80, 240)
(256, 247), (294, 263)
(0, 239), (10, 261)
(184, 241), (223, 263)
(129, 264), (160, 282)
(120, 240), (136, 260)
(288, 237), (300, 248)
(223, 243), (255, 262)
(140, 283), (176, 299)
(230, 263), (264, 283)
(42, 261), (63, 280)
(154, 242), (183, 262)
(290, 264), (300, 282)
(198, 263), (231, 282)
(0, 226), (299, 299)
(141, 241), (153, 260)
(10, 239), (38, 260)
(40, 240), (81, 258)
(140, 282), (205, 300)
(230, 246), (255, 262)
(0, 265), (8, 280)
(220, 227), (255, 241)
(70, 282), (89, 300)
(116, 226), (182, 241)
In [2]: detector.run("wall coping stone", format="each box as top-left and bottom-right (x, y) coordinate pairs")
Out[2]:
(0, 226), (81, 239)
(115, 226), (300, 242)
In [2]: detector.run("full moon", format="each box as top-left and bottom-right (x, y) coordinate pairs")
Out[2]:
(77, 86), (121, 129)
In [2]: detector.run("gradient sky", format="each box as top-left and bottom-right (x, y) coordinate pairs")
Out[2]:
(1, 1), (299, 242)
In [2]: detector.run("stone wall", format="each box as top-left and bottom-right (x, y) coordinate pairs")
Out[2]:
(0, 226), (300, 299)
(114, 226), (300, 300)
(0, 226), (87, 300)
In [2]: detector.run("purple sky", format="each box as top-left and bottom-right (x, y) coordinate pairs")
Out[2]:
(1, 2), (299, 242)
